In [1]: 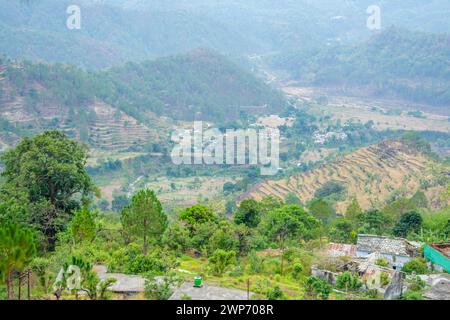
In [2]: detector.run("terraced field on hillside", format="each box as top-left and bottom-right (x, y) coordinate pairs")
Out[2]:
(0, 69), (166, 151)
(241, 140), (449, 213)
(87, 102), (152, 151)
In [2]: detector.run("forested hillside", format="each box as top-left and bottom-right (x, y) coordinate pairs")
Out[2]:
(269, 28), (450, 107)
(0, 49), (286, 148)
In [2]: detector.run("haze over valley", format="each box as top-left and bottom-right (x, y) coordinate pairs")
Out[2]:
(0, 0), (449, 302)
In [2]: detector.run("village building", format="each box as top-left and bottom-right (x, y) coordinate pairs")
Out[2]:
(312, 251), (406, 300)
(313, 131), (347, 145)
(356, 235), (421, 269)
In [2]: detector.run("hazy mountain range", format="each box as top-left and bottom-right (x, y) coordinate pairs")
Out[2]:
(2, 0), (450, 68)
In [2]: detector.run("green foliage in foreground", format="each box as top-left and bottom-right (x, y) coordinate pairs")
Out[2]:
(234, 199), (261, 228)
(0, 131), (448, 300)
(145, 276), (179, 300)
(0, 222), (36, 299)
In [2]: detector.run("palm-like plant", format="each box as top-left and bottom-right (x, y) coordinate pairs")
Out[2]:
(0, 222), (36, 300)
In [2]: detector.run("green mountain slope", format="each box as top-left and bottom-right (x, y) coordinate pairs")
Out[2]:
(270, 28), (450, 107)
(0, 49), (286, 149)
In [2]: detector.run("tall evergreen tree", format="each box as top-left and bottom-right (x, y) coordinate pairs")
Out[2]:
(0, 222), (36, 300)
(121, 190), (168, 256)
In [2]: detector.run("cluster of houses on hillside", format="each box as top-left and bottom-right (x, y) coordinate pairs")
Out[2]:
(313, 131), (347, 145)
(314, 234), (450, 300)
(92, 234), (449, 300)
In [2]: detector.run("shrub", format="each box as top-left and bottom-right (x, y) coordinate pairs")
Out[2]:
(365, 289), (381, 299)
(247, 251), (264, 274)
(108, 244), (172, 275)
(380, 272), (390, 287)
(393, 211), (423, 237)
(266, 285), (285, 300)
(375, 258), (390, 268)
(401, 291), (424, 300)
(314, 181), (345, 199)
(126, 254), (169, 275)
(401, 258), (429, 275)
(234, 199), (261, 228)
(208, 249), (236, 276)
(408, 276), (427, 291)
(304, 276), (331, 300)
(336, 272), (362, 291)
(291, 262), (304, 279)
(145, 276), (177, 300)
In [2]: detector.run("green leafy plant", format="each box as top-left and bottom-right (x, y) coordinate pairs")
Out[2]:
(401, 258), (429, 275)
(375, 258), (390, 268)
(208, 249), (236, 276)
(145, 276), (178, 300)
(304, 276), (331, 300)
(266, 285), (285, 300)
(336, 272), (362, 291)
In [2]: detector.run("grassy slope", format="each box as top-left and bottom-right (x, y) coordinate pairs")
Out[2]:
(243, 140), (449, 212)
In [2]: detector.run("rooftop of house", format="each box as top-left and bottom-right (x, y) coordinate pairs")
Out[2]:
(327, 242), (357, 257)
(356, 234), (421, 257)
(429, 242), (450, 259)
(170, 282), (253, 300)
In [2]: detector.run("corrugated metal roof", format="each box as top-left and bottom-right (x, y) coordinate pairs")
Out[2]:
(327, 242), (356, 257)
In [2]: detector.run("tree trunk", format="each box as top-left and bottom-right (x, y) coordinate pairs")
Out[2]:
(280, 237), (285, 276)
(143, 217), (148, 256)
(50, 183), (56, 205)
(319, 227), (323, 249)
(27, 270), (31, 300)
(7, 270), (14, 300)
(18, 275), (21, 300)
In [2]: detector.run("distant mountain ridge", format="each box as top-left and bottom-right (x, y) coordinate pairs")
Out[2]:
(4, 1), (450, 68)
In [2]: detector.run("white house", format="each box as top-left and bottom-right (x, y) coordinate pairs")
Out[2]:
(356, 234), (422, 270)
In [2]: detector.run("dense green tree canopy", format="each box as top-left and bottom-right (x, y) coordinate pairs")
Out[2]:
(234, 199), (261, 228)
(179, 205), (217, 234)
(1, 130), (95, 209)
(0, 130), (97, 249)
(262, 205), (320, 244)
(393, 211), (423, 238)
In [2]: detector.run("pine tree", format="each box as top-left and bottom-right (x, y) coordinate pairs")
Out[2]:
(121, 190), (167, 256)
(0, 222), (36, 300)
